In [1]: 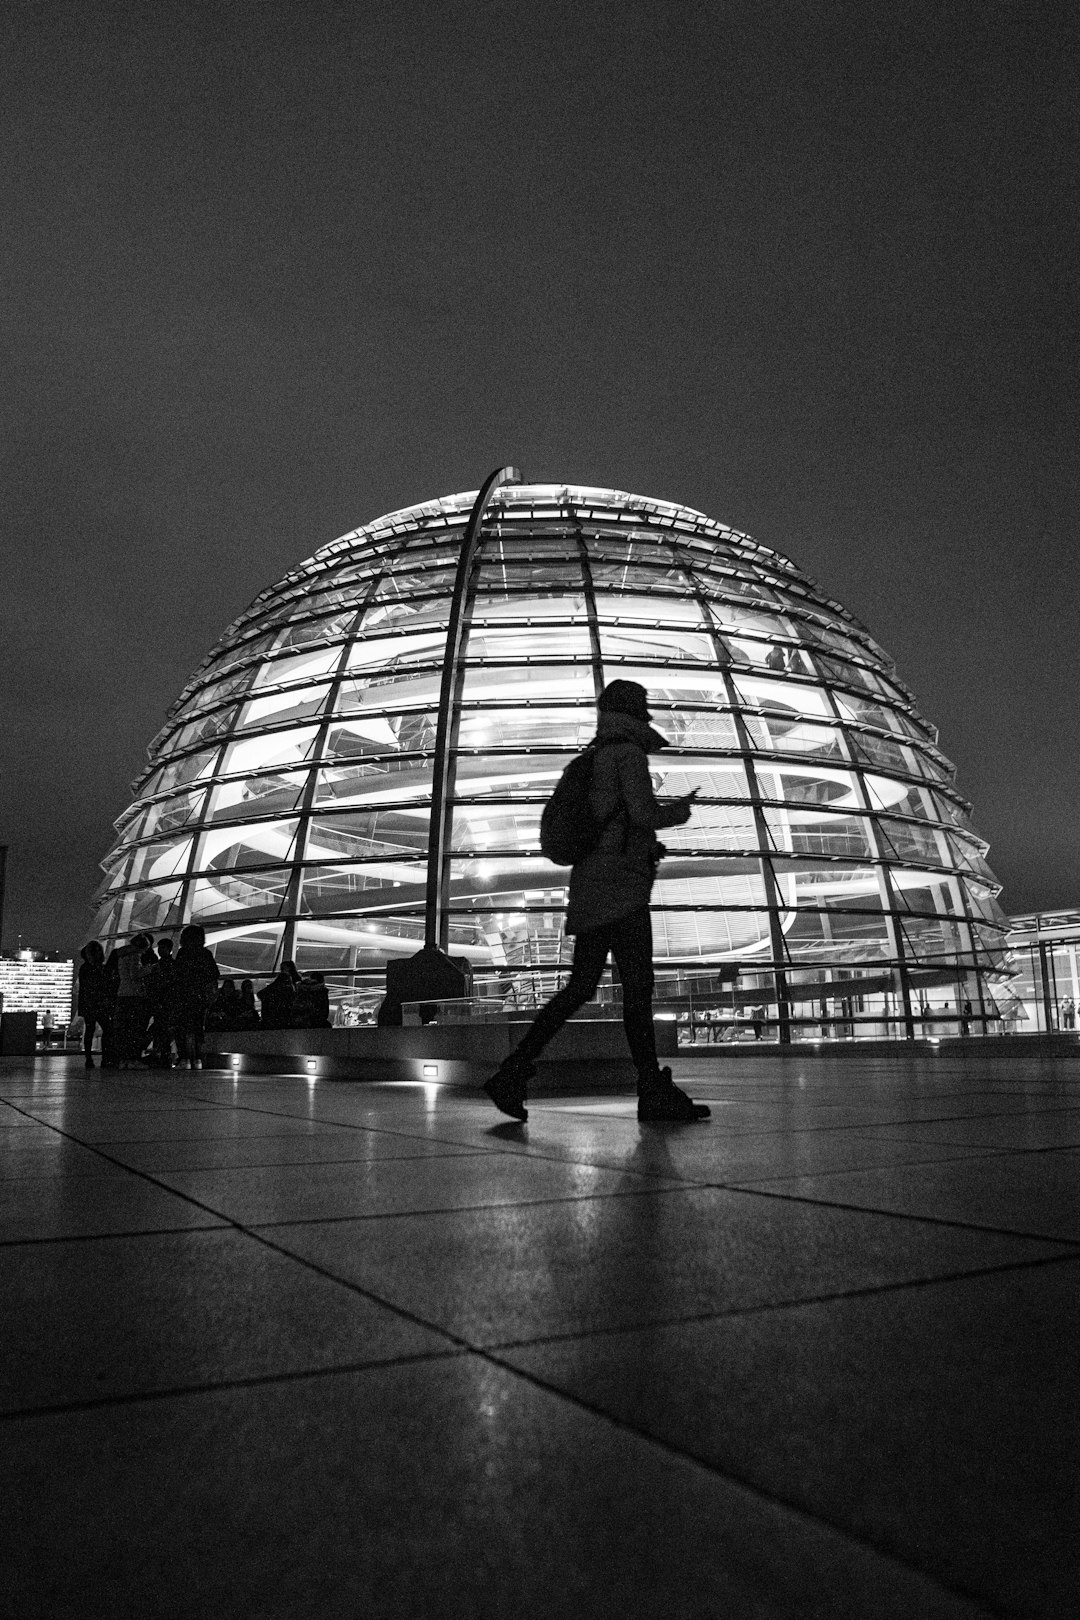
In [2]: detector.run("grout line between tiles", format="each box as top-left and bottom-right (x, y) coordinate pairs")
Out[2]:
(0, 1135), (1011, 1618)
(708, 1180), (1080, 1247)
(472, 1352), (1005, 1617)
(6, 1091), (1080, 1249)
(0, 1346), (468, 1424)
(0, 1065), (1073, 1613)
(0, 1221), (231, 1249)
(482, 1246), (1080, 1352)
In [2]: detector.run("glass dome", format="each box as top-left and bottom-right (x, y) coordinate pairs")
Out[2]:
(91, 475), (1010, 1037)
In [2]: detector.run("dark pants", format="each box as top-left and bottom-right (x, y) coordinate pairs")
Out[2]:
(174, 1008), (207, 1063)
(513, 908), (660, 1083)
(114, 997), (150, 1062)
(82, 1013), (109, 1060)
(149, 1011), (176, 1066)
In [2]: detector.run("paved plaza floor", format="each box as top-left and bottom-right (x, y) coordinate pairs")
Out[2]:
(3, 1048), (1078, 1618)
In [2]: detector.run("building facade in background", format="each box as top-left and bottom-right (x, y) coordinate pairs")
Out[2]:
(89, 480), (1010, 1039)
(0, 953), (75, 1027)
(1002, 910), (1080, 1034)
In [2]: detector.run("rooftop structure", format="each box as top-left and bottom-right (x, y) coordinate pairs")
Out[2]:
(91, 474), (1009, 1038)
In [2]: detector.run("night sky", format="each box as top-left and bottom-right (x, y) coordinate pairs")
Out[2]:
(3, 0), (1077, 954)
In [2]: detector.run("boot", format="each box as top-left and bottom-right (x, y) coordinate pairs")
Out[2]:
(483, 1052), (536, 1121)
(637, 1065), (710, 1122)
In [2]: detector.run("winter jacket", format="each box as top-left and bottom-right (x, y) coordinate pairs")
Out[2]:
(77, 957), (107, 1019)
(258, 973), (296, 1030)
(146, 956), (177, 1013)
(115, 941), (153, 999)
(565, 710), (691, 935)
(172, 945), (220, 1018)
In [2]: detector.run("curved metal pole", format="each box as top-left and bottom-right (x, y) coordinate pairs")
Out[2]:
(425, 465), (522, 950)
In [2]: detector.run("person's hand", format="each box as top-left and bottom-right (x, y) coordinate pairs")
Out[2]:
(673, 788), (699, 824)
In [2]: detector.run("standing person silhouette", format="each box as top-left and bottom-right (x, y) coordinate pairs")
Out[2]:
(172, 924), (220, 1070)
(147, 938), (178, 1067)
(484, 680), (711, 1123)
(77, 941), (109, 1069)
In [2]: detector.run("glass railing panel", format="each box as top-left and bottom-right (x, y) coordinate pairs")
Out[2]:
(187, 868), (292, 921)
(313, 760), (435, 806)
(298, 861), (427, 912)
(203, 924), (284, 976)
(323, 711), (440, 756)
(218, 727), (320, 778)
(234, 683), (332, 733)
(193, 819), (301, 875)
(205, 771), (310, 823)
(126, 835), (195, 887)
(306, 808), (432, 859)
(252, 646), (343, 690)
(762, 810), (873, 858)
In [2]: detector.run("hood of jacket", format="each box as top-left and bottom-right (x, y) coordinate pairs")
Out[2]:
(595, 709), (668, 753)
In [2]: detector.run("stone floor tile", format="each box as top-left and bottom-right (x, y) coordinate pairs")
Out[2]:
(852, 1111), (1080, 1151)
(5, 1048), (1079, 1615)
(0, 1112), (67, 1131)
(0, 1172), (227, 1242)
(262, 1185), (1065, 1345)
(157, 1150), (671, 1225)
(43, 1113), (365, 1143)
(737, 1148), (1080, 1241)
(0, 1137), (133, 1179)
(16, 1096), (223, 1116)
(689, 1096), (1080, 1132)
(0, 1226), (451, 1413)
(104, 1130), (490, 1174)
(514, 1103), (1000, 1182)
(2, 1355), (983, 1620)
(502, 1257), (1080, 1616)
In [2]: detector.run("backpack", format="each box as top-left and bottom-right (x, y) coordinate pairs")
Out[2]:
(539, 742), (622, 866)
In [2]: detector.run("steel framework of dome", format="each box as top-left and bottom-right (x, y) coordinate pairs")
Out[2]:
(91, 470), (1010, 1038)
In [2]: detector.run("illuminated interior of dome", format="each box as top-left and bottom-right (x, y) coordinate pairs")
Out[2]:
(91, 480), (1010, 1035)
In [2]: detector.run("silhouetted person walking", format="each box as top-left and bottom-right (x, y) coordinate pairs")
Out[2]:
(484, 680), (710, 1122)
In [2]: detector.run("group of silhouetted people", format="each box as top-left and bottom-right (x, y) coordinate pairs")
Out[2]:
(254, 961), (331, 1029)
(77, 924), (221, 1070)
(77, 935), (332, 1071)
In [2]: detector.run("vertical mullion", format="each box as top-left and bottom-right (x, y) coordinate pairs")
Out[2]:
(816, 681), (917, 1041)
(1037, 937), (1055, 1033)
(945, 828), (994, 1036)
(671, 544), (791, 1043)
(572, 518), (605, 704)
(174, 750), (228, 931)
(278, 569), (388, 967)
